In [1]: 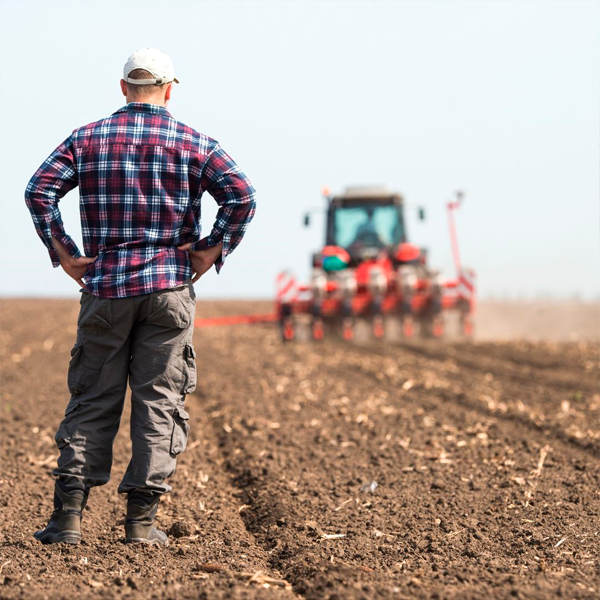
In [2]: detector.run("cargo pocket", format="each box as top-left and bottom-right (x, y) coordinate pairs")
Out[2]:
(67, 343), (86, 396)
(182, 343), (197, 394)
(170, 405), (190, 456)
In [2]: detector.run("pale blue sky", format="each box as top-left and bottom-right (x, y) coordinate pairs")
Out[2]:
(0, 0), (598, 300)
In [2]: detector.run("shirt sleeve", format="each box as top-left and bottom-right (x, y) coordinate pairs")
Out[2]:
(24, 135), (82, 268)
(192, 144), (256, 273)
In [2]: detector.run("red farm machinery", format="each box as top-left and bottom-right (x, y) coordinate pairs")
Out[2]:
(275, 187), (475, 342)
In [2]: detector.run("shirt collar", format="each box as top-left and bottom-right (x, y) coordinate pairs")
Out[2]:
(113, 102), (172, 117)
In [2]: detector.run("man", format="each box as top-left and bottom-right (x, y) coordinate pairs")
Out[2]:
(25, 48), (256, 545)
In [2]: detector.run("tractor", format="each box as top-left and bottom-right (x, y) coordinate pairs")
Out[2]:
(276, 186), (475, 341)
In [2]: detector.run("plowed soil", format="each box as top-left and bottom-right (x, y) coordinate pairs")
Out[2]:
(1, 299), (598, 600)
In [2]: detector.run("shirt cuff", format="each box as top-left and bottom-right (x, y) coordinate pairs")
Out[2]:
(49, 246), (61, 268)
(190, 234), (231, 274)
(49, 233), (82, 268)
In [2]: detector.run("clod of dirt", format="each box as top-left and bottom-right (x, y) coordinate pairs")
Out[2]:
(195, 563), (227, 573)
(305, 520), (324, 537)
(126, 576), (138, 590)
(168, 521), (193, 538)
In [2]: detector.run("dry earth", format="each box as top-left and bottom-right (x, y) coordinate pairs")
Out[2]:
(0, 299), (598, 599)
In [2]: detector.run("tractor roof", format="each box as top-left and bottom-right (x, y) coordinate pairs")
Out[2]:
(334, 186), (404, 204)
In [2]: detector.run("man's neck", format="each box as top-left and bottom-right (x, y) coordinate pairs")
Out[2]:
(126, 97), (167, 107)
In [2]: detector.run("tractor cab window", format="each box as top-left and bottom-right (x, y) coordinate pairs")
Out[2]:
(334, 205), (403, 250)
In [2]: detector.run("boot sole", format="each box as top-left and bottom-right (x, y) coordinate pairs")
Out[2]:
(34, 530), (81, 545)
(125, 537), (169, 546)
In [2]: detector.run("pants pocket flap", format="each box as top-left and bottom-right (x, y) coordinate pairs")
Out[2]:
(175, 406), (190, 421)
(170, 405), (190, 456)
(182, 343), (197, 394)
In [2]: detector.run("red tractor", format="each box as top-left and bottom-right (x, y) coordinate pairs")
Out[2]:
(276, 187), (475, 342)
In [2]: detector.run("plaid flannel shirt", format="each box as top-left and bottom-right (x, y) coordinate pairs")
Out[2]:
(25, 103), (256, 298)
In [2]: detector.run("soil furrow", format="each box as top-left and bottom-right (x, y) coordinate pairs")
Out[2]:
(402, 341), (598, 395)
(457, 341), (598, 373)
(331, 340), (600, 456)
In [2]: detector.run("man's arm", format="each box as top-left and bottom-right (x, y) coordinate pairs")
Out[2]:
(187, 144), (256, 275)
(24, 136), (84, 267)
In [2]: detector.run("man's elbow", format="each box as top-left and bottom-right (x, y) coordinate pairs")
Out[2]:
(246, 184), (257, 210)
(24, 177), (54, 209)
(245, 196), (257, 223)
(24, 178), (40, 207)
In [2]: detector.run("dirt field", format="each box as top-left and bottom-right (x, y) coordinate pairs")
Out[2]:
(1, 299), (598, 600)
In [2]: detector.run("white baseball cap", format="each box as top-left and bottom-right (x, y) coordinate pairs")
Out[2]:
(123, 48), (179, 85)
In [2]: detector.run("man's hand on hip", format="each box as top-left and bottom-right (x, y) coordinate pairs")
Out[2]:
(178, 242), (223, 283)
(51, 237), (97, 288)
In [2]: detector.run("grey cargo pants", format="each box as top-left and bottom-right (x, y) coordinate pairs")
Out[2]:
(53, 280), (197, 495)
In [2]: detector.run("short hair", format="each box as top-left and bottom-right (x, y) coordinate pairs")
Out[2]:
(125, 68), (168, 98)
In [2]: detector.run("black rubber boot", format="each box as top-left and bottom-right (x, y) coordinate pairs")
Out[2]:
(124, 492), (168, 546)
(33, 481), (88, 544)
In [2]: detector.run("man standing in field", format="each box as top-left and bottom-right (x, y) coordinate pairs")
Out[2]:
(25, 48), (256, 545)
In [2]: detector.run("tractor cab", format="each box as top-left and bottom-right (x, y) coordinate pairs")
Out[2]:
(325, 188), (406, 264)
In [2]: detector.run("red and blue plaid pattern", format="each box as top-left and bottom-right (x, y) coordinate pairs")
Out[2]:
(25, 103), (256, 298)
